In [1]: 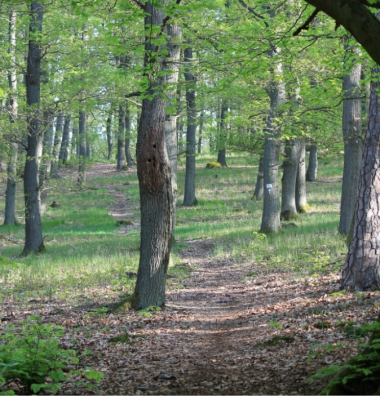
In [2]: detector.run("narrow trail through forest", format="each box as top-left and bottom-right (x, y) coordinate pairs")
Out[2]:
(77, 162), (366, 395)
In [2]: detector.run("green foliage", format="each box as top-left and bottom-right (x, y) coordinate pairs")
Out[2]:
(138, 306), (162, 317)
(311, 321), (380, 395)
(0, 315), (103, 394)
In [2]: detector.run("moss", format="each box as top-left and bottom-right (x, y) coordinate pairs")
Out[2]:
(280, 210), (299, 221)
(298, 203), (312, 213)
(314, 321), (332, 329)
(122, 164), (129, 171)
(206, 162), (222, 169)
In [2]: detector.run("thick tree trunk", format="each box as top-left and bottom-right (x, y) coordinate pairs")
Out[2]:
(342, 66), (380, 291)
(164, 23), (181, 239)
(253, 155), (264, 200)
(295, 139), (308, 212)
(51, 112), (64, 179)
(117, 104), (126, 171)
(125, 105), (135, 166)
(339, 44), (363, 235)
(4, 9), (18, 226)
(77, 110), (86, 186)
(306, 144), (318, 181)
(281, 139), (302, 220)
(132, 0), (173, 310)
(59, 114), (71, 164)
(217, 100), (228, 166)
(106, 113), (112, 160)
(183, 46), (197, 206)
(22, 1), (45, 255)
(260, 49), (285, 233)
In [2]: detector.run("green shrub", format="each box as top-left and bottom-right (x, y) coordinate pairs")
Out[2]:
(0, 315), (103, 395)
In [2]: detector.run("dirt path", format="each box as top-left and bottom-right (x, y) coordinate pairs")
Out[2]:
(3, 162), (375, 395)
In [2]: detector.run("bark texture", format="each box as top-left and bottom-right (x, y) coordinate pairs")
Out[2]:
(77, 110), (86, 186)
(306, 144), (318, 181)
(23, 1), (44, 255)
(339, 48), (363, 235)
(133, 0), (173, 310)
(253, 155), (264, 200)
(59, 114), (71, 164)
(106, 113), (112, 160)
(295, 139), (308, 212)
(281, 139), (302, 220)
(183, 46), (197, 206)
(51, 112), (64, 178)
(217, 100), (228, 167)
(164, 23), (181, 238)
(4, 9), (18, 226)
(260, 47), (285, 233)
(342, 66), (380, 290)
(302, 0), (380, 66)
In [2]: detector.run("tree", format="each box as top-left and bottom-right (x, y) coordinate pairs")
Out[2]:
(132, 0), (174, 309)
(183, 46), (197, 206)
(22, 1), (45, 255)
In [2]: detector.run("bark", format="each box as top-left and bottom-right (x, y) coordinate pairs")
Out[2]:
(22, 1), (45, 255)
(132, 0), (173, 310)
(339, 45), (363, 235)
(39, 111), (54, 214)
(198, 109), (204, 154)
(117, 104), (126, 171)
(281, 139), (302, 220)
(342, 66), (380, 290)
(183, 46), (197, 206)
(4, 9), (18, 226)
(125, 105), (135, 166)
(217, 100), (228, 166)
(77, 110), (86, 186)
(106, 113), (113, 160)
(164, 23), (181, 239)
(302, 0), (380, 66)
(253, 155), (264, 200)
(59, 114), (71, 164)
(260, 47), (285, 233)
(51, 112), (64, 179)
(71, 126), (78, 158)
(295, 139), (308, 212)
(306, 144), (318, 181)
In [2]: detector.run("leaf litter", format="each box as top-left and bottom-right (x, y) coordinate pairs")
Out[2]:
(1, 162), (379, 395)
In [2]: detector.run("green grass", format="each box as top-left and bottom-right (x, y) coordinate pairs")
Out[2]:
(0, 152), (345, 304)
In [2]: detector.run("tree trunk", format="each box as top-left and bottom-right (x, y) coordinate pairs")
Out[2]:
(342, 66), (380, 290)
(77, 110), (86, 186)
(183, 46), (197, 206)
(339, 42), (363, 235)
(217, 100), (228, 166)
(125, 105), (135, 166)
(51, 112), (64, 179)
(306, 144), (318, 181)
(71, 126), (78, 158)
(117, 104), (126, 171)
(59, 114), (71, 164)
(198, 109), (204, 154)
(22, 1), (45, 255)
(4, 9), (18, 226)
(281, 139), (302, 220)
(253, 155), (264, 200)
(106, 113), (112, 160)
(132, 0), (173, 310)
(295, 139), (309, 212)
(260, 48), (285, 233)
(164, 23), (181, 239)
(39, 110), (54, 214)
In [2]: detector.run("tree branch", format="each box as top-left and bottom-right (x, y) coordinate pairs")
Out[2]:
(293, 8), (320, 36)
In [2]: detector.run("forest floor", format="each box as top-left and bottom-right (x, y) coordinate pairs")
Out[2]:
(1, 160), (380, 395)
